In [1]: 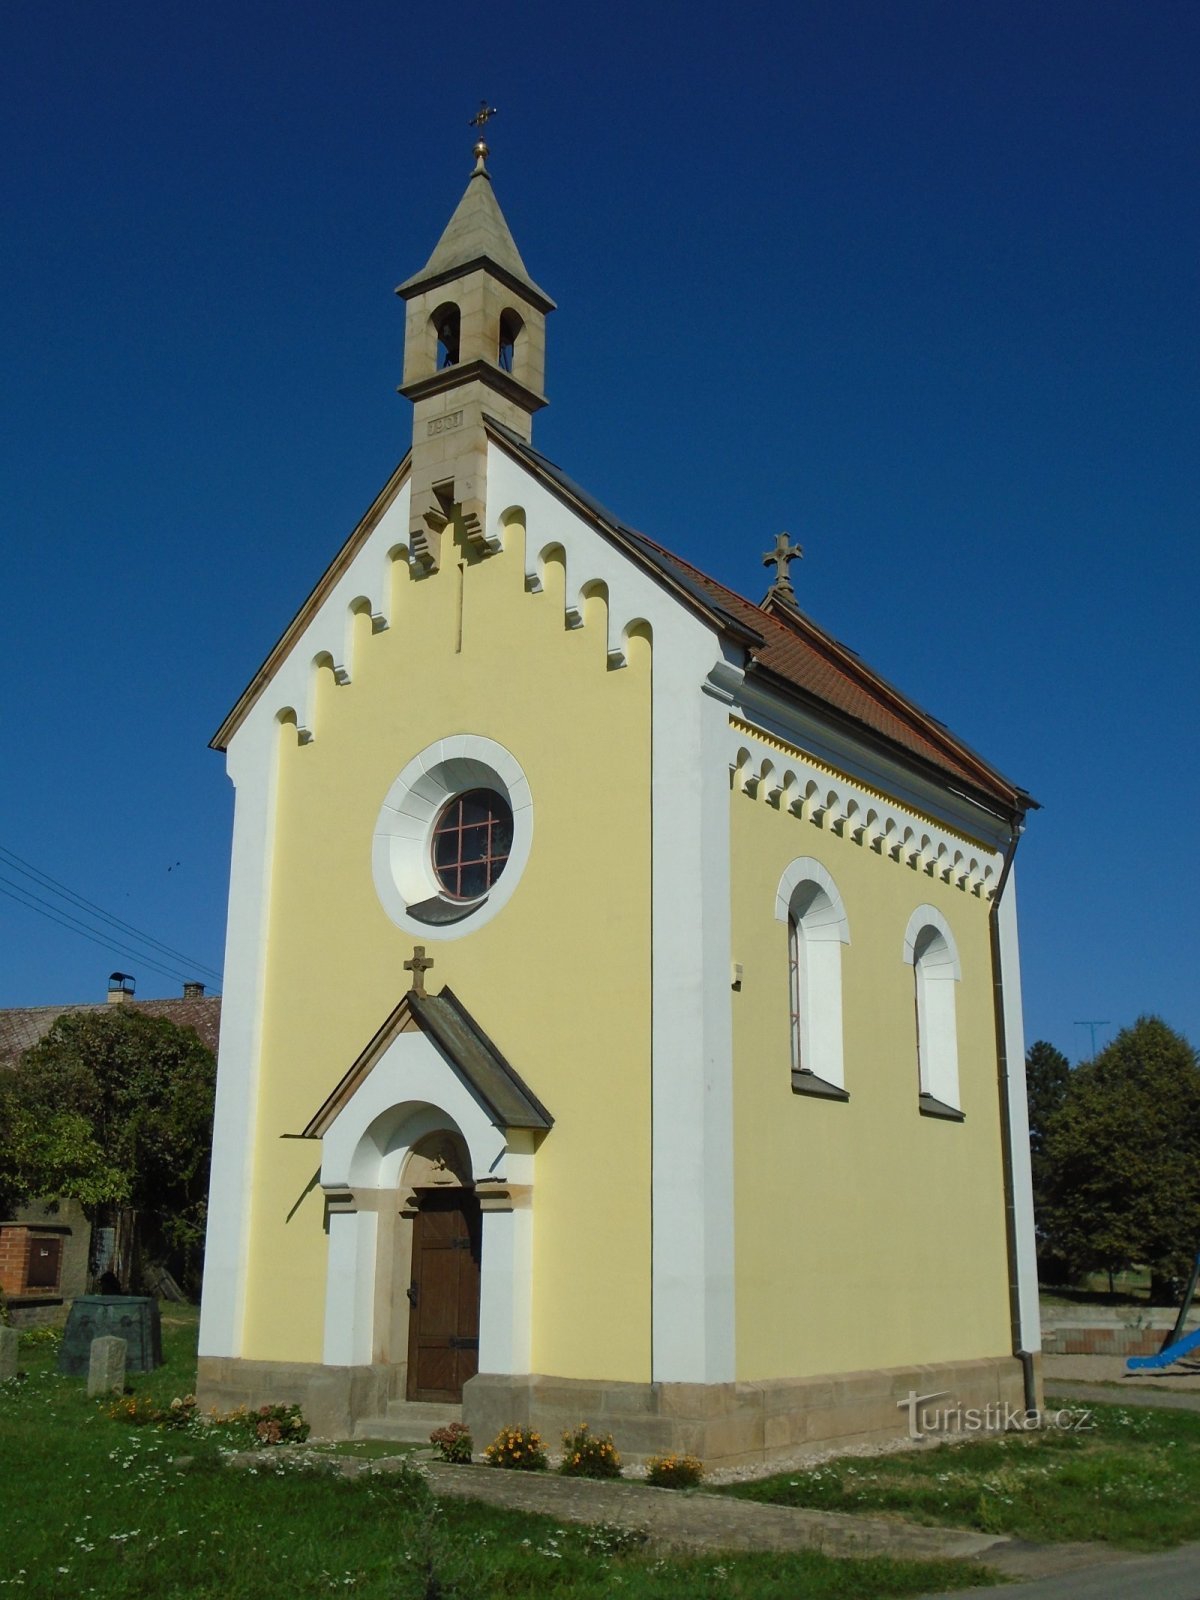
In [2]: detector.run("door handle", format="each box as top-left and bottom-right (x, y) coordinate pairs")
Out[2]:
(406, 1280), (419, 1307)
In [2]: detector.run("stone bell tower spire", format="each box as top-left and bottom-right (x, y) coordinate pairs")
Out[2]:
(396, 108), (555, 572)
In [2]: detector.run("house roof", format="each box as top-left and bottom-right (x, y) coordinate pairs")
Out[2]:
(0, 995), (222, 1070)
(299, 985), (552, 1140)
(486, 421), (1036, 817)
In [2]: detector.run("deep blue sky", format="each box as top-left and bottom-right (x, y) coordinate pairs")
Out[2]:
(2, 1), (1196, 1061)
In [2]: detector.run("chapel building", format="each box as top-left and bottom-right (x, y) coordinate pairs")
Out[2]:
(197, 132), (1041, 1462)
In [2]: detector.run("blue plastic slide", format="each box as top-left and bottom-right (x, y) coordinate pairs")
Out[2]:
(1127, 1323), (1200, 1371)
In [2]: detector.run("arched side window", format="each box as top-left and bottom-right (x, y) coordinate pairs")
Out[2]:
(775, 859), (850, 1100)
(902, 905), (964, 1121)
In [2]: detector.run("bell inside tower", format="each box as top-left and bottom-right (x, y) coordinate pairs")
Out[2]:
(433, 304), (460, 369)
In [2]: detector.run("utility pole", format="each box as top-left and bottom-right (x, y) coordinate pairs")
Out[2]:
(1074, 1019), (1111, 1057)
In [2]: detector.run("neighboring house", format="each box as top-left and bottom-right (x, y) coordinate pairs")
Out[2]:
(0, 978), (220, 1317)
(197, 135), (1041, 1460)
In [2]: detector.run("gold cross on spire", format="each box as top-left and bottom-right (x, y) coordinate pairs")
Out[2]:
(404, 944), (435, 998)
(469, 101), (498, 168)
(762, 532), (804, 600)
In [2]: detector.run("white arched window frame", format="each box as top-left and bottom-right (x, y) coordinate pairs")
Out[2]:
(902, 905), (964, 1121)
(775, 859), (850, 1099)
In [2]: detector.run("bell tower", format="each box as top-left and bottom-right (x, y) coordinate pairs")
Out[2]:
(396, 113), (555, 572)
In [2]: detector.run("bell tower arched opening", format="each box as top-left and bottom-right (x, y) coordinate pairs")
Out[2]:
(498, 307), (523, 374)
(432, 302), (461, 370)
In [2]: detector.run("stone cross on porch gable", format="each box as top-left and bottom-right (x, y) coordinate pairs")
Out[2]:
(763, 531), (804, 600)
(404, 945), (435, 997)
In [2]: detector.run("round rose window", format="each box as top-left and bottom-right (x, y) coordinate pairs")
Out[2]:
(430, 788), (514, 901)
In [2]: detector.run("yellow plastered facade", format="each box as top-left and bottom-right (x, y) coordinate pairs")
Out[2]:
(240, 525), (654, 1382)
(729, 775), (1012, 1382)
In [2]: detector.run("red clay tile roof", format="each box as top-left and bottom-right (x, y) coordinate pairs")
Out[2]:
(647, 542), (1026, 805)
(487, 423), (1033, 814)
(0, 996), (221, 1070)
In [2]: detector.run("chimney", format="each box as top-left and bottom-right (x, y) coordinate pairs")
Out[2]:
(107, 972), (135, 1005)
(182, 981), (205, 1000)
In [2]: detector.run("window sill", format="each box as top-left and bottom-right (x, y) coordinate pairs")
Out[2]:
(918, 1093), (965, 1122)
(791, 1070), (850, 1101)
(406, 894), (488, 927)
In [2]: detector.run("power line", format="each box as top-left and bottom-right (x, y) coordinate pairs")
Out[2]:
(0, 843), (222, 984)
(0, 877), (209, 991)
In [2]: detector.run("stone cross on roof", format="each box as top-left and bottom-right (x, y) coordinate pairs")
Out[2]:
(404, 945), (435, 997)
(762, 532), (804, 601)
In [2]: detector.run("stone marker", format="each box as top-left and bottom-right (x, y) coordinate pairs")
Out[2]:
(0, 1326), (18, 1381)
(87, 1335), (127, 1398)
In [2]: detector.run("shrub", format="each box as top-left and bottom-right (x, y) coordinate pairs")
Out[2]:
(645, 1451), (704, 1489)
(247, 1403), (310, 1446)
(484, 1424), (548, 1471)
(429, 1421), (473, 1463)
(18, 1325), (63, 1353)
(106, 1394), (162, 1426)
(106, 1394), (309, 1446)
(558, 1422), (621, 1479)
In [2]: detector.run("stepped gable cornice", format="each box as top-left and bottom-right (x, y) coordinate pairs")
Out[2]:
(211, 456), (411, 751)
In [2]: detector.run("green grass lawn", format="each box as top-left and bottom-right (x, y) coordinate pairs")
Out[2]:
(0, 1308), (990, 1599)
(724, 1402), (1200, 1551)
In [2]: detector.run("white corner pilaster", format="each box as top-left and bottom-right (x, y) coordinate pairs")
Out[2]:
(650, 638), (737, 1384)
(998, 868), (1041, 1352)
(198, 724), (281, 1359)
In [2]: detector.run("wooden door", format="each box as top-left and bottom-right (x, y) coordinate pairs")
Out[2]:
(26, 1236), (62, 1291)
(406, 1190), (482, 1402)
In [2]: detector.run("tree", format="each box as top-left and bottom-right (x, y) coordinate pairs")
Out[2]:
(1039, 1016), (1200, 1299)
(0, 1008), (216, 1296)
(1024, 1039), (1071, 1280)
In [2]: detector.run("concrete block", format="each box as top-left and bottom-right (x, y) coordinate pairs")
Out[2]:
(87, 1336), (127, 1397)
(698, 1412), (766, 1462)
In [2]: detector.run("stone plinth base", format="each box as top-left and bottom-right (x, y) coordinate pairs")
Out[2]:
(464, 1355), (1038, 1469)
(198, 1351), (1038, 1463)
(197, 1356), (399, 1440)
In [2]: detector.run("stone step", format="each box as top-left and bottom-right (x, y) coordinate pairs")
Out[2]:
(355, 1400), (462, 1443)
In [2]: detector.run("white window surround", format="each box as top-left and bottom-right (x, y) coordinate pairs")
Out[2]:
(372, 735), (533, 942)
(902, 904), (962, 1115)
(775, 858), (850, 1092)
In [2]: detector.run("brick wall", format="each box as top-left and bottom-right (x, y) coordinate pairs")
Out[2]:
(1041, 1321), (1200, 1357)
(0, 1225), (31, 1295)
